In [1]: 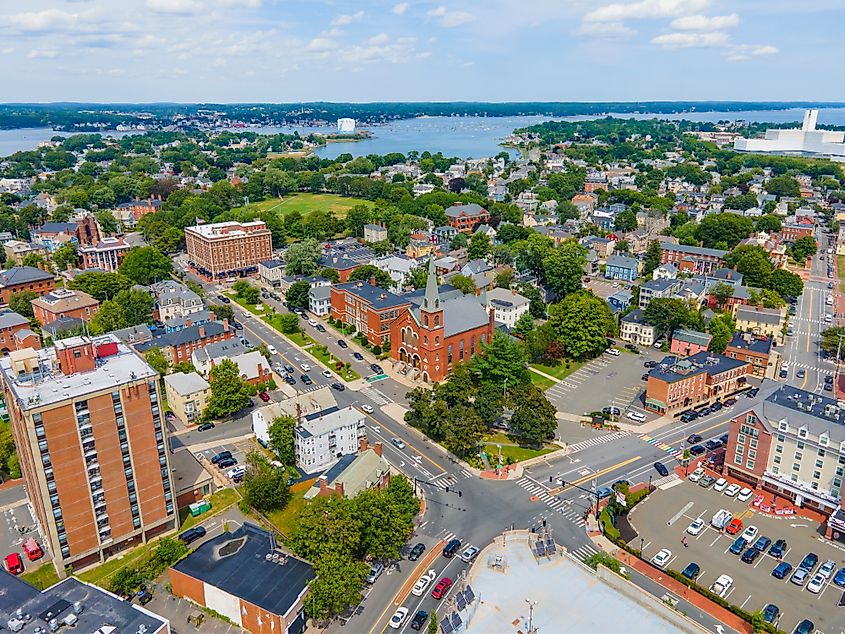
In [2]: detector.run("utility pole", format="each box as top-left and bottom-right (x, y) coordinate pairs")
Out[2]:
(525, 599), (538, 634)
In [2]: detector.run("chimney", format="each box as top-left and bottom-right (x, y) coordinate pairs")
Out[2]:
(198, 325), (205, 338)
(359, 437), (369, 453)
(334, 481), (345, 497)
(489, 307), (495, 329)
(186, 319), (193, 328)
(370, 276), (377, 287)
(318, 475), (329, 495)
(209, 310), (215, 321)
(223, 318), (229, 332)
(373, 441), (383, 457)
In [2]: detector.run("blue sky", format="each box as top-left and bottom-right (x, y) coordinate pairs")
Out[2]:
(2, 0), (844, 103)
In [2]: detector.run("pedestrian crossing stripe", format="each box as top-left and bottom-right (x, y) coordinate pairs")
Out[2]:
(566, 431), (629, 454)
(639, 434), (683, 459)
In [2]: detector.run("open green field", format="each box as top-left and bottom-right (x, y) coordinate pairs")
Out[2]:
(178, 488), (241, 531)
(838, 255), (845, 292)
(530, 359), (586, 381)
(232, 193), (371, 218)
(21, 563), (61, 590)
(482, 431), (557, 464)
(266, 478), (316, 537)
(528, 370), (556, 390)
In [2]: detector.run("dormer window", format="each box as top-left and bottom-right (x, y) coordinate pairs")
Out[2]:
(798, 427), (808, 439)
(778, 420), (788, 432)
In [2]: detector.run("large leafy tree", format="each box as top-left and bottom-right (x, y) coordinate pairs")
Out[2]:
(205, 358), (252, 419)
(788, 236), (818, 263)
(288, 495), (362, 563)
(443, 405), (485, 457)
(517, 283), (547, 318)
(614, 209), (638, 232)
(114, 288), (153, 326)
(821, 326), (845, 360)
(307, 554), (369, 619)
(285, 280), (311, 310)
(69, 271), (133, 301)
(403, 265), (429, 290)
(144, 348), (169, 377)
(349, 264), (392, 289)
(765, 175), (800, 198)
(9, 290), (38, 319)
(547, 291), (614, 359)
(768, 268), (803, 299)
(354, 488), (414, 560)
(268, 415), (297, 466)
(449, 273), (476, 295)
(707, 314), (735, 354)
(52, 242), (79, 271)
(643, 298), (693, 338)
(118, 246), (173, 285)
(471, 331), (530, 388)
(88, 300), (127, 335)
(724, 245), (773, 288)
(642, 239), (662, 278)
(510, 385), (557, 447)
(467, 233), (491, 260)
(542, 241), (586, 298)
(233, 280), (260, 305)
(709, 281), (734, 309)
(242, 452), (291, 513)
(284, 238), (321, 275)
(694, 213), (754, 249)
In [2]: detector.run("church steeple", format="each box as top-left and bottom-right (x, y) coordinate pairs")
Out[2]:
(422, 256), (440, 312)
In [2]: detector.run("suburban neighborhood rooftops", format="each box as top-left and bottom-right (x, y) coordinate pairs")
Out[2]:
(736, 305), (783, 325)
(164, 371), (209, 396)
(0, 310), (29, 329)
(334, 281), (410, 310)
(136, 321), (230, 352)
(0, 266), (54, 287)
(727, 333), (773, 355)
(445, 202), (487, 218)
(260, 258), (285, 270)
(671, 329), (712, 346)
(606, 254), (638, 269)
(641, 278), (679, 293)
(485, 287), (529, 309)
(171, 523), (315, 619)
(35, 221), (78, 234)
(659, 241), (728, 258)
(298, 406), (363, 439)
(649, 351), (748, 383)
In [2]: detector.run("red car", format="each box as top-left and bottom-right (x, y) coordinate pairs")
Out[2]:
(22, 538), (43, 561)
(5, 553), (23, 575)
(258, 392), (270, 402)
(431, 577), (452, 600)
(726, 518), (743, 535)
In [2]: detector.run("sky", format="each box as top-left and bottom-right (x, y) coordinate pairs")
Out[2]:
(2, 0), (844, 103)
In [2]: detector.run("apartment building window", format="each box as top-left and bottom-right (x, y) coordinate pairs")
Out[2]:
(818, 448), (826, 457)
(777, 434), (784, 443)
(773, 455), (781, 464)
(737, 434), (745, 445)
(815, 459), (824, 469)
(797, 441), (805, 450)
(734, 454), (742, 465)
(746, 458), (755, 470)
(775, 444), (783, 454)
(793, 462), (800, 472)
(813, 470), (821, 480)
(794, 452), (803, 461)
(748, 449), (756, 460)
(799, 428), (807, 438)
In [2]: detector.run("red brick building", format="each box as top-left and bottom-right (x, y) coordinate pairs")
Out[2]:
(115, 196), (163, 222)
(0, 266), (56, 305)
(445, 203), (491, 233)
(136, 320), (235, 365)
(778, 223), (815, 243)
(659, 242), (727, 275)
(0, 310), (41, 353)
(330, 280), (411, 346)
(390, 258), (495, 383)
(31, 288), (100, 327)
(185, 220), (273, 279)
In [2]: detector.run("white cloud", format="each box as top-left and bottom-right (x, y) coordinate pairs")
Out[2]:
(651, 30), (729, 47)
(217, 0), (262, 7)
(577, 21), (636, 37)
(427, 6), (475, 27)
(585, 0), (710, 23)
(728, 43), (779, 60)
(368, 33), (389, 45)
(307, 37), (338, 52)
(392, 2), (410, 15)
(26, 49), (59, 59)
(2, 9), (79, 33)
(670, 13), (739, 30)
(332, 11), (364, 26)
(145, 0), (204, 15)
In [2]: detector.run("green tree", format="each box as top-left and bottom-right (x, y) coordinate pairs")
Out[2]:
(289, 495), (362, 563)
(765, 175), (801, 198)
(821, 326), (845, 360)
(69, 271), (133, 300)
(205, 358), (252, 419)
(233, 280), (260, 305)
(118, 246), (173, 285)
(114, 288), (153, 326)
(284, 238), (321, 275)
(319, 267), (341, 283)
(747, 288), (785, 309)
(278, 313), (301, 334)
(307, 553), (369, 619)
(494, 268), (515, 289)
(443, 405), (485, 457)
(346, 204), (372, 238)
(172, 361), (196, 374)
(95, 210), (118, 235)
(724, 245), (774, 288)
(285, 280), (311, 310)
(354, 488), (414, 560)
(467, 233), (491, 260)
(451, 232), (468, 250)
(614, 209), (638, 232)
(510, 385), (557, 447)
(243, 452), (291, 513)
(643, 298), (692, 338)
(144, 348), (169, 377)
(709, 281), (734, 309)
(707, 314), (735, 354)
(517, 283), (547, 318)
(768, 268), (803, 299)
(789, 235), (818, 263)
(694, 213), (754, 249)
(472, 383), (504, 426)
(471, 331), (530, 388)
(548, 291), (614, 359)
(449, 273), (476, 295)
(88, 300), (127, 334)
(8, 290), (38, 319)
(513, 311), (535, 337)
(542, 241), (587, 298)
(755, 214), (782, 233)
(349, 265), (392, 289)
(209, 302), (234, 322)
(52, 242), (79, 271)
(268, 415), (297, 466)
(642, 240), (662, 278)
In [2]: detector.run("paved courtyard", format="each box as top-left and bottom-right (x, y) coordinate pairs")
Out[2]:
(630, 479), (845, 634)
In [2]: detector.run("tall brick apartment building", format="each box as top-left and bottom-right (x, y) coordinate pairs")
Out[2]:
(185, 220), (273, 279)
(0, 336), (177, 574)
(330, 280), (411, 347)
(0, 266), (55, 305)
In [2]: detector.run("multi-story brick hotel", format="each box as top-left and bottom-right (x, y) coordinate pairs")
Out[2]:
(0, 336), (176, 574)
(185, 220), (273, 279)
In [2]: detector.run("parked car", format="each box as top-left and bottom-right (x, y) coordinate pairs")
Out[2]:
(723, 398), (737, 407)
(709, 574), (733, 597)
(389, 607), (409, 629)
(798, 552), (819, 572)
(833, 566), (845, 587)
(284, 364), (295, 374)
(686, 519), (705, 536)
(651, 548), (672, 568)
(729, 537), (747, 555)
(793, 620), (814, 634)
(602, 406), (621, 417)
(412, 570), (437, 596)
(768, 539), (787, 559)
(316, 324), (326, 332)
(761, 604), (779, 625)
(710, 401), (723, 411)
(737, 487), (754, 502)
(643, 360), (658, 368)
(771, 561), (793, 579)
(752, 536), (772, 552)
(818, 559), (836, 579)
(431, 577), (453, 599)
(740, 525), (759, 542)
(211, 450), (232, 464)
(713, 478), (728, 492)
(790, 568), (809, 586)
(4, 553), (23, 575)
(197, 422), (215, 432)
(625, 343), (640, 353)
(681, 562), (700, 580)
(688, 468), (705, 482)
(687, 434), (703, 444)
(21, 539), (42, 562)
(410, 610), (429, 631)
(338, 340), (348, 348)
(258, 392), (270, 402)
(408, 542), (426, 561)
(606, 348), (620, 356)
(353, 352), (364, 360)
(322, 369), (333, 378)
(284, 375), (296, 385)
(726, 518), (743, 535)
(366, 562), (384, 584)
(689, 445), (706, 456)
(370, 363), (383, 373)
(626, 410), (646, 422)
(711, 509), (732, 529)
(217, 457), (237, 469)
(179, 526), (206, 544)
(807, 572), (826, 594)
(653, 462), (669, 477)
(740, 548), (760, 564)
(698, 475), (717, 488)
(596, 487), (612, 500)
(641, 373), (650, 381)
(697, 406), (712, 417)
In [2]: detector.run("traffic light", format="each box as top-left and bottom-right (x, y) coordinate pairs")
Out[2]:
(445, 486), (450, 493)
(542, 518), (547, 528)
(549, 476), (553, 483)
(458, 490), (462, 497)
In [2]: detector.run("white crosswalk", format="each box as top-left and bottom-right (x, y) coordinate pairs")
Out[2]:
(430, 475), (459, 491)
(572, 543), (599, 562)
(565, 431), (629, 454)
(515, 478), (587, 526)
(360, 386), (392, 406)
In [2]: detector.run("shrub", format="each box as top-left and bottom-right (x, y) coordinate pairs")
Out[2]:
(371, 345), (382, 355)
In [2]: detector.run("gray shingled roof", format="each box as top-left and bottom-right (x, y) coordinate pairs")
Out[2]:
(0, 266), (54, 287)
(736, 305), (782, 325)
(445, 203), (487, 218)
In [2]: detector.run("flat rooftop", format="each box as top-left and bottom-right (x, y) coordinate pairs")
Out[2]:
(464, 537), (698, 634)
(186, 220), (268, 239)
(0, 572), (169, 633)
(0, 335), (157, 411)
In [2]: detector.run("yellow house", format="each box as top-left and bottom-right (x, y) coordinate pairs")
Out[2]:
(164, 371), (210, 425)
(734, 305), (785, 345)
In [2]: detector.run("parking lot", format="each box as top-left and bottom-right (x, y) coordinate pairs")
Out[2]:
(0, 485), (51, 574)
(545, 348), (661, 422)
(587, 278), (630, 299)
(195, 438), (255, 478)
(631, 479), (845, 633)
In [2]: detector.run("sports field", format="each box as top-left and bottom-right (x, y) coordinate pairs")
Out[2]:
(233, 193), (371, 218)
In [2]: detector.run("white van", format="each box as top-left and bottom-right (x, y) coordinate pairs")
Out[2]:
(227, 466), (246, 479)
(711, 509), (732, 529)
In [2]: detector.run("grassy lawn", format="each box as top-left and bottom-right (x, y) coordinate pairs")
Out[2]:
(21, 562), (61, 590)
(530, 359), (586, 381)
(309, 344), (360, 381)
(265, 478), (316, 537)
(228, 293), (265, 315)
(838, 255), (845, 292)
(528, 369), (556, 390)
(77, 541), (154, 587)
(178, 488), (241, 531)
(482, 431), (557, 464)
(263, 317), (360, 381)
(231, 193), (371, 219)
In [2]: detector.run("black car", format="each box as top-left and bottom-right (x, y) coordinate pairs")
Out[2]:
(370, 363), (383, 374)
(408, 542), (426, 561)
(284, 364), (295, 374)
(704, 439), (720, 451)
(719, 433), (728, 445)
(211, 450), (232, 464)
(643, 360), (658, 368)
(331, 382), (345, 392)
(217, 457), (237, 469)
(270, 292), (280, 301)
(410, 610), (429, 631)
(824, 382), (834, 391)
(641, 373), (650, 381)
(179, 526), (207, 544)
(284, 375), (296, 385)
(443, 539), (462, 558)
(338, 340), (348, 348)
(761, 603), (779, 625)
(741, 547), (760, 564)
(697, 406), (712, 416)
(232, 321), (243, 330)
(197, 422), (215, 432)
(653, 462), (669, 477)
(747, 387), (759, 398)
(798, 552), (818, 571)
(793, 619), (814, 634)
(219, 296), (231, 304)
(711, 401), (723, 411)
(301, 374), (312, 385)
(625, 344), (640, 354)
(316, 324), (326, 332)
(137, 589), (153, 605)
(689, 445), (706, 456)
(687, 434), (703, 444)
(353, 352), (364, 360)
(681, 562), (700, 580)
(612, 479), (631, 490)
(769, 539), (787, 559)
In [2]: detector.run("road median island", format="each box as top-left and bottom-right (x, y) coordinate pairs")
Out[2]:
(392, 539), (447, 607)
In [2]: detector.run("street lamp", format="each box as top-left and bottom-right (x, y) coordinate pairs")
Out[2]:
(525, 600), (538, 634)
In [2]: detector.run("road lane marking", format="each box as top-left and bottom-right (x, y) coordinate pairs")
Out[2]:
(556, 456), (641, 497)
